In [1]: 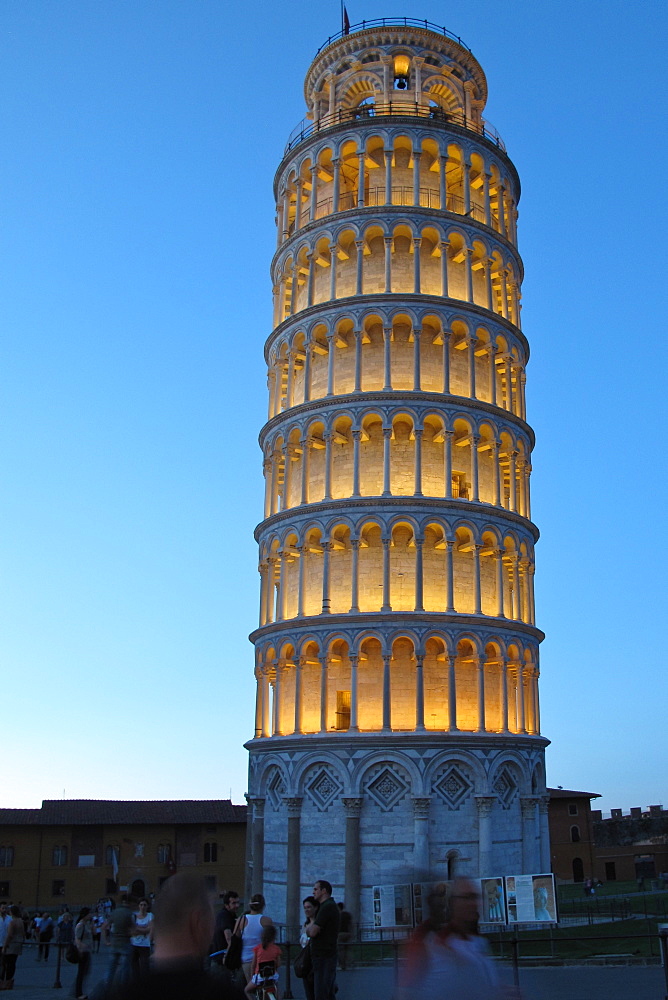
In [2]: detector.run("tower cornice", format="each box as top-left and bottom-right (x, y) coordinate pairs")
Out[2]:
(249, 611), (545, 646)
(265, 293), (529, 362)
(254, 495), (540, 543)
(258, 390), (536, 449)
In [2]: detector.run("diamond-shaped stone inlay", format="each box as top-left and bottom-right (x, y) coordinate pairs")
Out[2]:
(306, 767), (342, 811)
(433, 766), (473, 810)
(267, 769), (286, 811)
(493, 767), (517, 809)
(366, 767), (408, 811)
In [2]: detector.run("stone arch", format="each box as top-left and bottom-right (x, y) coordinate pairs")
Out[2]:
(454, 633), (481, 731)
(296, 755), (350, 810)
(531, 762), (545, 795)
(427, 750), (487, 806)
(339, 73), (382, 110)
(328, 521), (353, 615)
(258, 759), (290, 804)
(390, 410), (417, 495)
(358, 411), (384, 496)
(488, 755), (527, 806)
(389, 519), (417, 611)
(421, 412), (446, 498)
(353, 750), (423, 798)
(356, 634), (384, 730)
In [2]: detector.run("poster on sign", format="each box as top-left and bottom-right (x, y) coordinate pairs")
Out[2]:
(371, 883), (413, 927)
(479, 877), (506, 923)
(505, 873), (557, 923)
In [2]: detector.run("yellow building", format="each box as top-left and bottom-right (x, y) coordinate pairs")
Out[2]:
(0, 799), (246, 910)
(246, 17), (549, 933)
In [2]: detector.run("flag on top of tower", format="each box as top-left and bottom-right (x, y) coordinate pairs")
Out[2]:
(342, 4), (350, 34)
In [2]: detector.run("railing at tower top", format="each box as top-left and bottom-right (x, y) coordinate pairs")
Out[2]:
(315, 18), (473, 55)
(284, 103), (506, 155)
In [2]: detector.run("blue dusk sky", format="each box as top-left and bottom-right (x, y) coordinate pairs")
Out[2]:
(1, 0), (666, 816)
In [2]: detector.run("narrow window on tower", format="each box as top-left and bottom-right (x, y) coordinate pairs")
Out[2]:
(336, 691), (351, 731)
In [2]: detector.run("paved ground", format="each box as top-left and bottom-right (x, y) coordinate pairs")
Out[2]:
(6, 946), (667, 1000)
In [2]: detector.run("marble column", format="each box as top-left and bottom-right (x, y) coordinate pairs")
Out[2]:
(355, 240), (364, 295)
(476, 796), (495, 877)
(381, 536), (391, 610)
(384, 237), (392, 293)
(520, 797), (537, 874)
(284, 797), (303, 940)
(415, 653), (425, 731)
(538, 796), (551, 872)
(447, 654), (458, 731)
(349, 653), (359, 731)
(382, 653), (391, 730)
(343, 798), (363, 925)
(243, 794), (253, 902)
(413, 798), (431, 875)
(251, 797), (265, 895)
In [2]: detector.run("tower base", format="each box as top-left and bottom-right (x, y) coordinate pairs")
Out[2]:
(246, 731), (550, 932)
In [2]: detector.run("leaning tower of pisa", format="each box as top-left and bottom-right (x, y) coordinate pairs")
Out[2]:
(246, 19), (550, 931)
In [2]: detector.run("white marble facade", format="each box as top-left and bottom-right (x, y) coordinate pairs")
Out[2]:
(246, 21), (549, 933)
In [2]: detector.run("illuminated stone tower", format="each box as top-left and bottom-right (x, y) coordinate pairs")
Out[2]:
(246, 18), (549, 932)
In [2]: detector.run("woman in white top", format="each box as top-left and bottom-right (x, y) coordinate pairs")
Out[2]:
(238, 894), (272, 983)
(130, 898), (153, 979)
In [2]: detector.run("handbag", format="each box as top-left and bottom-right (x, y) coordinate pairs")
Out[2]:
(65, 942), (80, 964)
(293, 942), (312, 979)
(223, 915), (244, 971)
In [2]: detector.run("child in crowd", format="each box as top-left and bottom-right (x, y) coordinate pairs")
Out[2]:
(244, 924), (281, 999)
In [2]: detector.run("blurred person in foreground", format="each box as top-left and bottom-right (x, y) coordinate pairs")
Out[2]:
(104, 895), (134, 990)
(108, 873), (242, 1000)
(397, 878), (519, 1000)
(0, 906), (25, 990)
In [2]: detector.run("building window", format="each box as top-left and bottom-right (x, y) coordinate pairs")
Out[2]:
(134, 843), (144, 858)
(157, 844), (171, 864)
(203, 842), (218, 863)
(0, 847), (14, 868)
(572, 858), (584, 882)
(570, 825), (581, 843)
(78, 854), (95, 868)
(605, 862), (617, 881)
(52, 880), (65, 896)
(568, 803), (578, 816)
(52, 845), (68, 867)
(0, 882), (9, 896)
(635, 855), (656, 880)
(105, 845), (119, 866)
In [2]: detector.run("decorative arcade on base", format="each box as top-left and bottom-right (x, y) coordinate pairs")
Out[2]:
(245, 19), (550, 933)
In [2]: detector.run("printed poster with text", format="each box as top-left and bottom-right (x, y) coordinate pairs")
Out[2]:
(505, 873), (557, 923)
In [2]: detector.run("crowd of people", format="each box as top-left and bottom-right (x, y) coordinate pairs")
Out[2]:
(0, 876), (511, 1000)
(211, 880), (344, 1000)
(0, 895), (154, 997)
